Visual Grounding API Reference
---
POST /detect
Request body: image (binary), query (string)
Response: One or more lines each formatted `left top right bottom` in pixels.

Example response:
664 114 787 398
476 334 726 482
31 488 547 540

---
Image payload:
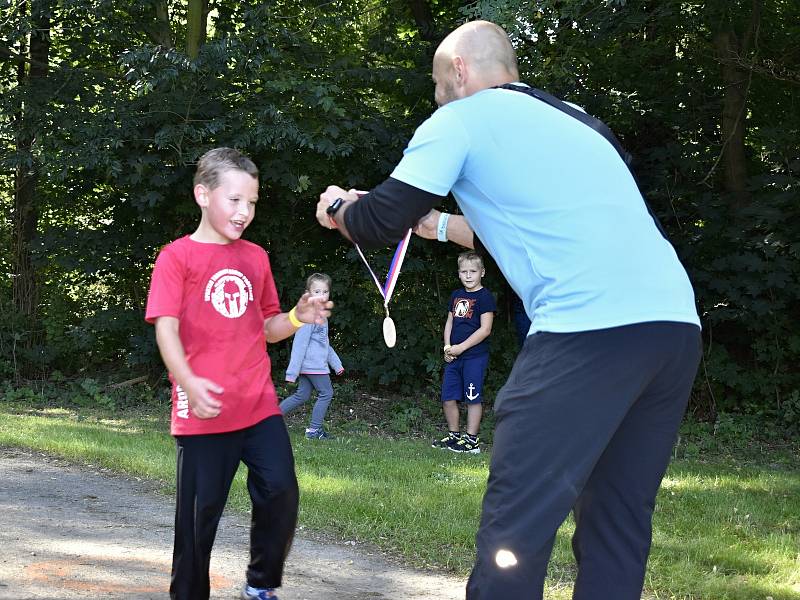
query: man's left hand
414 209 442 241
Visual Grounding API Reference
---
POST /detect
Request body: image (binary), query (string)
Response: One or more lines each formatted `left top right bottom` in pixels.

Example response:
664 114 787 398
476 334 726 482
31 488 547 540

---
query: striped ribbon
354 228 412 313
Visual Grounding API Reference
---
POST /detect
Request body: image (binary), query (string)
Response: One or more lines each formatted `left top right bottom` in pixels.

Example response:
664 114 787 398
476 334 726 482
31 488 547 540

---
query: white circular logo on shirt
454 299 473 318
204 269 254 319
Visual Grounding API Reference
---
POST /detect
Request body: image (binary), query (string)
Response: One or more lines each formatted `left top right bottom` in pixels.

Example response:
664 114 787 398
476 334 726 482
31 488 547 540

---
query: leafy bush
4 0 799 430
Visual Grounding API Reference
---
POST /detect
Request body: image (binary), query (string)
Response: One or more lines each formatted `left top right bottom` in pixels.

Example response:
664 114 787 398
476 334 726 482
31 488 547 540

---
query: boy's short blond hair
306 272 332 291
194 147 258 190
458 251 484 270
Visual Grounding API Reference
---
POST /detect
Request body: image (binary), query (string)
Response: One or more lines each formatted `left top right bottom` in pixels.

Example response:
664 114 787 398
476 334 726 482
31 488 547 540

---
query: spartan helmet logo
204 269 254 319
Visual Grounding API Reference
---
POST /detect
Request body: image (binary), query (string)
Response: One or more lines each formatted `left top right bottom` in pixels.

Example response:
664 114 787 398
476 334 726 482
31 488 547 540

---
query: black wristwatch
326 197 345 217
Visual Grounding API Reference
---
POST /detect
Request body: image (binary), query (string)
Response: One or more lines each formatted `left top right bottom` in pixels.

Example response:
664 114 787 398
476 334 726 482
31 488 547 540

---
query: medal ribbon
354 228 412 312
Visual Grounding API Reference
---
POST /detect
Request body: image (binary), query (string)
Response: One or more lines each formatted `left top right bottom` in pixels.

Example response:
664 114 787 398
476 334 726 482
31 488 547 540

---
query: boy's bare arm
447 312 494 357
443 312 456 362
154 316 223 419
264 293 333 344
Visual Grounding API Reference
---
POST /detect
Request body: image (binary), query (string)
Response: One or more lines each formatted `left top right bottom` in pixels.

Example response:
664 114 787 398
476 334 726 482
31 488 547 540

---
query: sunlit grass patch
1 406 798 599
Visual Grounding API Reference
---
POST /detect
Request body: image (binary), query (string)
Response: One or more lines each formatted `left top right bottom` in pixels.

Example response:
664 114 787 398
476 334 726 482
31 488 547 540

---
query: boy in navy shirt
432 251 496 453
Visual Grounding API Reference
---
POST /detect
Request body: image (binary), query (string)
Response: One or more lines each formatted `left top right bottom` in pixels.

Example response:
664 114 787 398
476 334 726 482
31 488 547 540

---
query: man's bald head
436 21 518 79
432 21 519 106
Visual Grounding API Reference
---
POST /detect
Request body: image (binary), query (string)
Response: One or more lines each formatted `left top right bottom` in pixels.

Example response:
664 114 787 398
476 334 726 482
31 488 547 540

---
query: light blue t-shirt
391 87 700 334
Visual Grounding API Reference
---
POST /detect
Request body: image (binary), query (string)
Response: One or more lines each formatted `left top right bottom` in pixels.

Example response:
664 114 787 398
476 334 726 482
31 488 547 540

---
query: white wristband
437 212 450 242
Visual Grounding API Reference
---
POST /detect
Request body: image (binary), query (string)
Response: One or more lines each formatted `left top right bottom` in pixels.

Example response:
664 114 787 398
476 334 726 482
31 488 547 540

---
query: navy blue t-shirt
448 287 497 358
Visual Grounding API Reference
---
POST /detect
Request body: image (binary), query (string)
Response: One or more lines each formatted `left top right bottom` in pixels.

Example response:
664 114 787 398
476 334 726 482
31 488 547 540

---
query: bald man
316 20 701 600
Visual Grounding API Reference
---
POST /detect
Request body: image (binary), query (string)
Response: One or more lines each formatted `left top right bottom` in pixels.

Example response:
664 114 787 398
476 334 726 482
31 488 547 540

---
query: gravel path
0 447 465 600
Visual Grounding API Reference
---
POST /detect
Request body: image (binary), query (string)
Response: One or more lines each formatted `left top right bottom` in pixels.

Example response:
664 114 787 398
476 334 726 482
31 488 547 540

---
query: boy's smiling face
194 168 259 244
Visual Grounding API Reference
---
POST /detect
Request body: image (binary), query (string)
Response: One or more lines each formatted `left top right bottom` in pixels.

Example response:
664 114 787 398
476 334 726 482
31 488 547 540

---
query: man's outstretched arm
316 178 444 248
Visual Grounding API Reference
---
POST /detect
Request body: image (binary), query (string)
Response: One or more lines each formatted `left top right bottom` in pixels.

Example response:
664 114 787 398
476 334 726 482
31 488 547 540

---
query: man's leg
171 431 242 600
241 415 299 590
571 323 701 600
466 323 701 600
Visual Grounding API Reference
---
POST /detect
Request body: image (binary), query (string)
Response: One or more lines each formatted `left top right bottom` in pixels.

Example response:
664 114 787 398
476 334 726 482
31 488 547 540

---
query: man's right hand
316 186 359 230
183 376 224 419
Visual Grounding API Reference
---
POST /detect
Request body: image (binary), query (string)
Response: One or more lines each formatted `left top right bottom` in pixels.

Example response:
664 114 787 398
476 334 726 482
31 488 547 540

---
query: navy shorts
441 353 489 404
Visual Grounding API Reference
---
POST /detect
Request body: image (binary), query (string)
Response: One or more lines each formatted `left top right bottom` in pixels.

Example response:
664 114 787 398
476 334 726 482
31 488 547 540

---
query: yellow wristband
288 307 303 328
444 344 451 352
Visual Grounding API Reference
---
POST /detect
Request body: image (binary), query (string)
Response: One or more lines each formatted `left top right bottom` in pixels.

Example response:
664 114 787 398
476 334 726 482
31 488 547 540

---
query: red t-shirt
145 236 282 435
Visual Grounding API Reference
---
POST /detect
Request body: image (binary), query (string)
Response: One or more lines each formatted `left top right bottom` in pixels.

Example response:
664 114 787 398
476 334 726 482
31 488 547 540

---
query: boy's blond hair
458 251 484 270
306 272 332 291
194 147 258 190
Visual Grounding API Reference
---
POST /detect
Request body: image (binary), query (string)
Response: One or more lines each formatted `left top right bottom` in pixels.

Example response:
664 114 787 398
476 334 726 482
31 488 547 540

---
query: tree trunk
713 29 750 206
405 0 438 42
151 0 173 48
712 0 761 207
186 0 208 59
12 0 51 329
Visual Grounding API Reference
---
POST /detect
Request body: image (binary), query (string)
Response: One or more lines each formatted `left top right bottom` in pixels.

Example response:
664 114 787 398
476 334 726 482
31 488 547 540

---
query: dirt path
0 447 465 600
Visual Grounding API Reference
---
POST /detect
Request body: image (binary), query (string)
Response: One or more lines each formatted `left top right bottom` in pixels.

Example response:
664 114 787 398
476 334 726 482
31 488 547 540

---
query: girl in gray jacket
279 273 344 439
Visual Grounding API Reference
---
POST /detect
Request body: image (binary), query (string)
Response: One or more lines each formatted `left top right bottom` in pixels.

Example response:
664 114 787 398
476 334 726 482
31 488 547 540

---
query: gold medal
354 229 412 350
383 308 397 348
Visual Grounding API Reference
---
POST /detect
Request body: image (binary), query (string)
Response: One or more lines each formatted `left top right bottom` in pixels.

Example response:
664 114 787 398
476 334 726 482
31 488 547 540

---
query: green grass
1 403 798 600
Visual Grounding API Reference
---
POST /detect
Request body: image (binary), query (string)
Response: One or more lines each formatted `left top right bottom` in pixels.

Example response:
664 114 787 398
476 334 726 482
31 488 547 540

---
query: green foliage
0 373 164 415
677 412 798 464
388 402 426 434
2 0 800 427
686 178 800 426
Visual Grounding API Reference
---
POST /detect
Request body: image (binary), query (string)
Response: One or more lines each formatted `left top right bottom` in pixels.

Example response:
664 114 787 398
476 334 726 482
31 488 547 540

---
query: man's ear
453 56 466 84
194 184 209 207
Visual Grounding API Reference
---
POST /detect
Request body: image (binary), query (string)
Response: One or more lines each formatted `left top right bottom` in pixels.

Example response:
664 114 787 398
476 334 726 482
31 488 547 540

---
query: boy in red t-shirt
145 147 331 600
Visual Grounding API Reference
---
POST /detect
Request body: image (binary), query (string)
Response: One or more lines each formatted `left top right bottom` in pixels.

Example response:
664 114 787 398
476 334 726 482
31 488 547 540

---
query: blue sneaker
241 584 279 599
305 427 332 440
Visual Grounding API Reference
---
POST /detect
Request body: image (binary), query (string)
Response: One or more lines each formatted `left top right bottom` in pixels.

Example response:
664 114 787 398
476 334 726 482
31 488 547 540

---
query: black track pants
466 321 702 600
170 415 299 600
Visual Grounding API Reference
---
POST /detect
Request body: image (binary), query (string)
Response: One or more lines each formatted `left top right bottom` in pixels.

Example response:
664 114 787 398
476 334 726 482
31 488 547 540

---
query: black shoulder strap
494 83 668 240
